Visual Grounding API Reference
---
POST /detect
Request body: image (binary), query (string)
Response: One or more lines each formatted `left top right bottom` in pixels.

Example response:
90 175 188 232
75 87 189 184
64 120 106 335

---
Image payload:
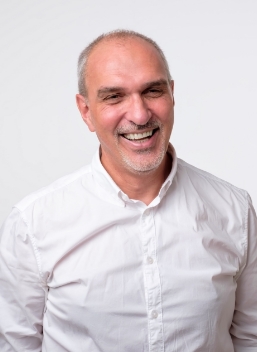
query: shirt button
144 209 150 216
151 310 158 319
147 256 154 264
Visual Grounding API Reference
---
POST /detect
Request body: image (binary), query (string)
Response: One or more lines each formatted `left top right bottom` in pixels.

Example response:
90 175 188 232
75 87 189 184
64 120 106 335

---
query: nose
126 94 152 126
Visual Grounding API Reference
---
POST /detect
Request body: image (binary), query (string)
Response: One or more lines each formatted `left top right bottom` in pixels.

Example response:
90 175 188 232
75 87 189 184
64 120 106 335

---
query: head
76 30 175 179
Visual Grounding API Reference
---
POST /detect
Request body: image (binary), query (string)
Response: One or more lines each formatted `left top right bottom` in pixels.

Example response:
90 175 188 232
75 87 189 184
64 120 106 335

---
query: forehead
85 38 168 92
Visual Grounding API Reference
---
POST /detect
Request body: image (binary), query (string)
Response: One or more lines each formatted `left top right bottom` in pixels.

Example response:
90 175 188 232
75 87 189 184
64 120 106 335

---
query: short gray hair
77 29 172 97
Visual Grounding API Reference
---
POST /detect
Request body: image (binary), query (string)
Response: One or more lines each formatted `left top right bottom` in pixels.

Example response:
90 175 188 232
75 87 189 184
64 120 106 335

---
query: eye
106 94 119 100
144 88 164 98
103 93 123 104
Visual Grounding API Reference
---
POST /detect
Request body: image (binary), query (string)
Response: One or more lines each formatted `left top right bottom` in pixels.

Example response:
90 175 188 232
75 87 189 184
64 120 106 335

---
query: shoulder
177 158 247 196
176 158 249 210
14 164 93 214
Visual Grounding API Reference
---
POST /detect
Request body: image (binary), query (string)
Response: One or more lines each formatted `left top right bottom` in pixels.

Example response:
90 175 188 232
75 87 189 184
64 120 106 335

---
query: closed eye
143 88 164 98
103 93 123 103
98 86 125 104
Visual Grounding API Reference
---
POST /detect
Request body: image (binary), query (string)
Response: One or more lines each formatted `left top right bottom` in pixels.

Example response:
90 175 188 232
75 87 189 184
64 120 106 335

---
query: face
76 37 174 177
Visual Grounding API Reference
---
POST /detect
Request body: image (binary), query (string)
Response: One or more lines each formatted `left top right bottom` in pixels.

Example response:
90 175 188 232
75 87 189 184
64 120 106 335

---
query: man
0 30 256 352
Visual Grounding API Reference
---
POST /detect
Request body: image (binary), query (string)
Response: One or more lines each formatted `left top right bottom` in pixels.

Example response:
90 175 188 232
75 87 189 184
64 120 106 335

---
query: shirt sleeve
0 207 47 352
230 195 257 351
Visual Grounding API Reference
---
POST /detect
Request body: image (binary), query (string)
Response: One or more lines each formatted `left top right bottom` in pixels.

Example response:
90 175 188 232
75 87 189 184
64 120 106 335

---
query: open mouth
122 128 159 141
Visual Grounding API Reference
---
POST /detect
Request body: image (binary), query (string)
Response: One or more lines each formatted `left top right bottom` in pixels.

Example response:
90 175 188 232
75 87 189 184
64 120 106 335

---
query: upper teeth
124 130 153 140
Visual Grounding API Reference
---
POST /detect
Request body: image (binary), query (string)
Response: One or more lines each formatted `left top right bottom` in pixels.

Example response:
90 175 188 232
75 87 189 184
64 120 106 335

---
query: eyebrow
142 79 169 89
97 79 169 98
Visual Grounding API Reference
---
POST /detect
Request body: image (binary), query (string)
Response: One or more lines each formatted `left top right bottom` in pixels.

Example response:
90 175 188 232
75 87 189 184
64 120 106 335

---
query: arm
230 196 257 351
0 208 47 352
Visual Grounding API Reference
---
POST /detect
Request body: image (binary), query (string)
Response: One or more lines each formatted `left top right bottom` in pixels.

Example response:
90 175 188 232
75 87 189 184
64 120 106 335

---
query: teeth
124 130 153 140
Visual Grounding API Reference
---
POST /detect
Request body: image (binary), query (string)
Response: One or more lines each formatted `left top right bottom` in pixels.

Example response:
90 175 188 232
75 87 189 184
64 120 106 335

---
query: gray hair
77 29 172 97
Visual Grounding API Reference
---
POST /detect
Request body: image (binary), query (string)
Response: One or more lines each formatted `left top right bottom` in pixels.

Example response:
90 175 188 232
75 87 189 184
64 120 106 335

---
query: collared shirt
0 145 257 352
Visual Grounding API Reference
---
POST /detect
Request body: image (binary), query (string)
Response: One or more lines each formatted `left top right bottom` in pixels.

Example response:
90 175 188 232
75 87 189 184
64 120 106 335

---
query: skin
76 37 175 205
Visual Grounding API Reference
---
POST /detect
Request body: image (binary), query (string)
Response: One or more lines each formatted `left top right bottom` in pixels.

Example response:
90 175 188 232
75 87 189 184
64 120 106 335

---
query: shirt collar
90 143 178 207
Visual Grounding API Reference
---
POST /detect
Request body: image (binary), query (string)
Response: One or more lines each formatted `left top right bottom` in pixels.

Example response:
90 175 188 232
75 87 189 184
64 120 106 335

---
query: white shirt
0 145 257 352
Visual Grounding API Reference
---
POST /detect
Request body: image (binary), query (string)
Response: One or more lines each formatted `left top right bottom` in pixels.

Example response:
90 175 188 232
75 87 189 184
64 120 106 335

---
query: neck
102 154 172 205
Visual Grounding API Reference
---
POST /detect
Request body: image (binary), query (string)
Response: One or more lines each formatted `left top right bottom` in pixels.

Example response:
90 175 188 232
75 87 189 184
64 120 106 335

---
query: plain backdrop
1 0 257 225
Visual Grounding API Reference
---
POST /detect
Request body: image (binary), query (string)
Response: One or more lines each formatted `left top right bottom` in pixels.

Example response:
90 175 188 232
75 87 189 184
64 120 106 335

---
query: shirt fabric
0 144 257 352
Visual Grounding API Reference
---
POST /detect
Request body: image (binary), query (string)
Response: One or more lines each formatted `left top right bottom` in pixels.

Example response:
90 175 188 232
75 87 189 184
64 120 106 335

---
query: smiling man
0 30 257 352
76 34 174 205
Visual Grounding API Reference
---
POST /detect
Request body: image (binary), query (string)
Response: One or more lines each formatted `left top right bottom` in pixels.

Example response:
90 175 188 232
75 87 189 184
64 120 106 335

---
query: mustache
116 121 160 135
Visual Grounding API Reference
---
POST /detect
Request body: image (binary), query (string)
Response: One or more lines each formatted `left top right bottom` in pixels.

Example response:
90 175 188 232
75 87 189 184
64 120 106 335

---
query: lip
119 128 159 150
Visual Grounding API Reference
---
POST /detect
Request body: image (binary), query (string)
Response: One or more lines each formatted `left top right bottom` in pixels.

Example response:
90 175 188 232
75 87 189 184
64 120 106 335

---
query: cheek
94 106 123 132
151 97 174 117
155 105 174 125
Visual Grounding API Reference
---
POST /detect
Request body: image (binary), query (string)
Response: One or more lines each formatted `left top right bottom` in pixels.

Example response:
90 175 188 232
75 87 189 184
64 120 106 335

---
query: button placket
141 208 164 352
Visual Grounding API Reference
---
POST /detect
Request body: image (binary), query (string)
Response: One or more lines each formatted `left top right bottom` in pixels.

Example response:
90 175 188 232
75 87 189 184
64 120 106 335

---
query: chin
122 152 166 175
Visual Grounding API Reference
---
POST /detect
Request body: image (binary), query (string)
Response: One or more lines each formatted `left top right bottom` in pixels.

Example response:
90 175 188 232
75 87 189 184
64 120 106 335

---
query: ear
76 94 96 132
170 80 175 106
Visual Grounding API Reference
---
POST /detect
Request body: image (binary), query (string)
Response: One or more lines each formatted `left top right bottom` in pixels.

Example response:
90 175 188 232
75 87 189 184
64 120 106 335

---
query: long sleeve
0 207 47 352
230 196 257 351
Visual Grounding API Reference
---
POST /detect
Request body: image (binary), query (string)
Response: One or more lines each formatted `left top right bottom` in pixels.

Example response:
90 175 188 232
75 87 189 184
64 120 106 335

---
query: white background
1 0 257 225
